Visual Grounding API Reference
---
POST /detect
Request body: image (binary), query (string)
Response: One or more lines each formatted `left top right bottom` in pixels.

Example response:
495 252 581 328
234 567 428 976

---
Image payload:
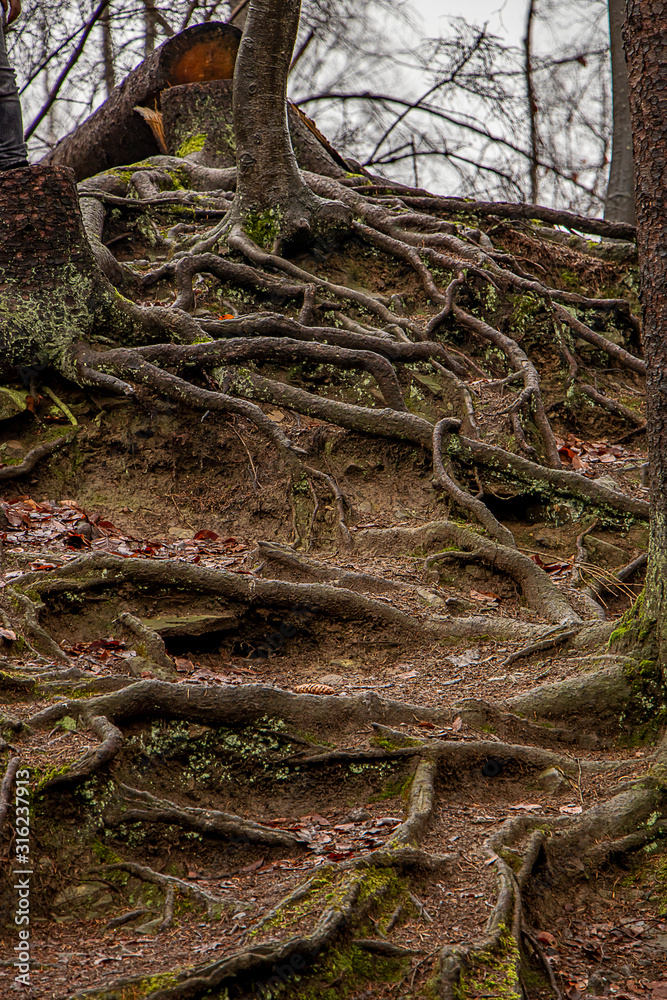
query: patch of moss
176 134 206 157
244 207 283 250
453 927 521 999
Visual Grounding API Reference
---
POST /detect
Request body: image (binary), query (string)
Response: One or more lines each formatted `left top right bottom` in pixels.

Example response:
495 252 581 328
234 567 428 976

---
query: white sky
409 0 527 44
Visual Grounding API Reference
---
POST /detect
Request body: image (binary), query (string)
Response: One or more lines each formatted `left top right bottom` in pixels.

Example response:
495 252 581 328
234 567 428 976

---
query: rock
125 655 177 682
536 766 570 794
167 527 192 539
140 612 238 637
345 808 371 822
53 881 109 912
134 917 164 935
416 587 445 607
318 673 343 686
0 386 28 421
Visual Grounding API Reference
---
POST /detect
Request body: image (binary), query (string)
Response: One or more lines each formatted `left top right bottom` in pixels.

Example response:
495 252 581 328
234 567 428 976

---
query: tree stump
0 166 122 376
162 80 236 167
41 23 242 181
161 79 347 177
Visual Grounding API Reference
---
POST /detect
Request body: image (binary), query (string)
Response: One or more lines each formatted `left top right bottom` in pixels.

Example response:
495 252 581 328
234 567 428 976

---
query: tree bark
523 0 539 204
40 22 241 181
605 0 636 224
623 0 667 662
0 166 125 377
228 0 351 250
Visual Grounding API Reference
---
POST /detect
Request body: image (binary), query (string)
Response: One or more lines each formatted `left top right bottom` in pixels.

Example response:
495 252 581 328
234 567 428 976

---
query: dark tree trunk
623 0 667 661
606 0 636 224
228 0 350 250
41 23 241 181
0 167 124 376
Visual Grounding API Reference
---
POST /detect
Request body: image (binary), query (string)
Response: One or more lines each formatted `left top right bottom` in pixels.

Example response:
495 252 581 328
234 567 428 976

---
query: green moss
176 134 206 157
454 927 522 999
78 970 182 999
369 773 413 802
244 206 283 250
35 763 71 792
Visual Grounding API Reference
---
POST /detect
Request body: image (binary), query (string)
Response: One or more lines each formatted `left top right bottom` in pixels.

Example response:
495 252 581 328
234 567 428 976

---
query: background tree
624 0 667 662
605 0 636 223
10 0 615 213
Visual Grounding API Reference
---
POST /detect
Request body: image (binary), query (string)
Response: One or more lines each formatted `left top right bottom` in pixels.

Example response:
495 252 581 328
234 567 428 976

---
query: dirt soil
1 165 665 1000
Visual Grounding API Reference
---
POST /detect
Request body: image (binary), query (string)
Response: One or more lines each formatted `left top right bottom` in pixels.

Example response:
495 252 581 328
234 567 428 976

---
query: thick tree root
108 782 309 849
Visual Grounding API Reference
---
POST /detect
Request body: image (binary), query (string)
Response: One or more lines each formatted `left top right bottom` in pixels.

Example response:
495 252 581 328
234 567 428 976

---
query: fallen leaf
451 716 462 732
536 930 557 946
559 804 583 815
194 529 219 541
239 859 265 873
469 588 499 602
0 628 17 641
510 803 543 812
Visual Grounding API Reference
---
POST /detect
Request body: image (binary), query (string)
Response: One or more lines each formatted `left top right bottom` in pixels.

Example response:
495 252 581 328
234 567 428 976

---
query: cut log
41 23 242 181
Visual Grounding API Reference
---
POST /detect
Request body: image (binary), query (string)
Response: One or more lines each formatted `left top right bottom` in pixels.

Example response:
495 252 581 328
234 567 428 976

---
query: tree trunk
623 0 667 663
100 9 115 98
228 0 351 250
605 0 636 224
41 23 241 181
0 166 124 377
523 0 539 204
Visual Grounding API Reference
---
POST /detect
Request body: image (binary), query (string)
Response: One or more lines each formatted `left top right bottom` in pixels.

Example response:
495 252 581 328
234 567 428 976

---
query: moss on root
452 927 522 1000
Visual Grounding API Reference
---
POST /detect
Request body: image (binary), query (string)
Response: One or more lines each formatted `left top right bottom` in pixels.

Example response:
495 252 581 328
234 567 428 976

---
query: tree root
15 550 553 642
138 334 408 410
0 432 77 483
257 540 410 593
39 715 123 789
93 859 235 917
108 783 306 849
226 368 649 520
432 419 516 547
0 755 20 835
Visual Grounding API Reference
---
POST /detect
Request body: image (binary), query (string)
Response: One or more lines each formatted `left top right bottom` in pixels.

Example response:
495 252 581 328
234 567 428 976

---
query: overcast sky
409 0 527 44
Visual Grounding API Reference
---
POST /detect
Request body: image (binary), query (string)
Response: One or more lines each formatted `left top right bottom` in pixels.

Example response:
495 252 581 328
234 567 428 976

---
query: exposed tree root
108 783 306 849
0 432 77 483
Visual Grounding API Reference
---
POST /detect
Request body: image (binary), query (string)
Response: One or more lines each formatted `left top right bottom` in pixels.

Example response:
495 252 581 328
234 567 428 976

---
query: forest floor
1 164 667 1000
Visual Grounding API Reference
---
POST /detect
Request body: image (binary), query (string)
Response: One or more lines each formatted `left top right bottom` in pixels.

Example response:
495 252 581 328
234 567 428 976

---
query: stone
134 917 164 935
53 882 108 910
416 587 445 607
140 612 238 637
318 673 343 686
125 655 177 682
536 766 570 794
0 387 28 421
329 658 361 670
